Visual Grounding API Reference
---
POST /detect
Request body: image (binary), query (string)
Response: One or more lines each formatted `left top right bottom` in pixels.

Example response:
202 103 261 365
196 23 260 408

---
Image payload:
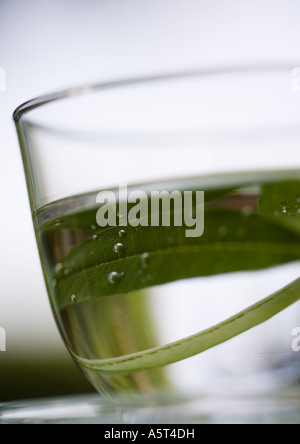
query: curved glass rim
13 62 297 124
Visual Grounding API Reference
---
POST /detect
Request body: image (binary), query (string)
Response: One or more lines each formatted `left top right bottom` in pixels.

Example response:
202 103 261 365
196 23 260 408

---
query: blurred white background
0 0 300 400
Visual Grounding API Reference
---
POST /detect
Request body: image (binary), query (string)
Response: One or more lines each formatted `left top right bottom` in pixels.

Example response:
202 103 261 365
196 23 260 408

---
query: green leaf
69 278 300 374
258 180 300 217
44 177 300 374
258 180 300 234
53 208 300 310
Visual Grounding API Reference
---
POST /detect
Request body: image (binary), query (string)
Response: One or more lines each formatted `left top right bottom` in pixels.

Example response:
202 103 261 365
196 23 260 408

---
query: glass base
1 386 299 424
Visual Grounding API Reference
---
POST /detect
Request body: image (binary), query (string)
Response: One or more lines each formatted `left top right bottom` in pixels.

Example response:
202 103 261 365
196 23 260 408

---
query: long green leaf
53 209 300 310
43 177 300 375
69 278 300 374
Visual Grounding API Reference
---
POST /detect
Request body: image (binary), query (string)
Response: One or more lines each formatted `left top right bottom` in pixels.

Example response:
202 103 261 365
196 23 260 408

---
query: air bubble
54 263 63 275
90 224 97 230
92 235 98 240
51 279 57 288
71 295 76 303
108 271 125 284
281 202 288 215
113 243 125 256
118 230 127 238
141 252 150 269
